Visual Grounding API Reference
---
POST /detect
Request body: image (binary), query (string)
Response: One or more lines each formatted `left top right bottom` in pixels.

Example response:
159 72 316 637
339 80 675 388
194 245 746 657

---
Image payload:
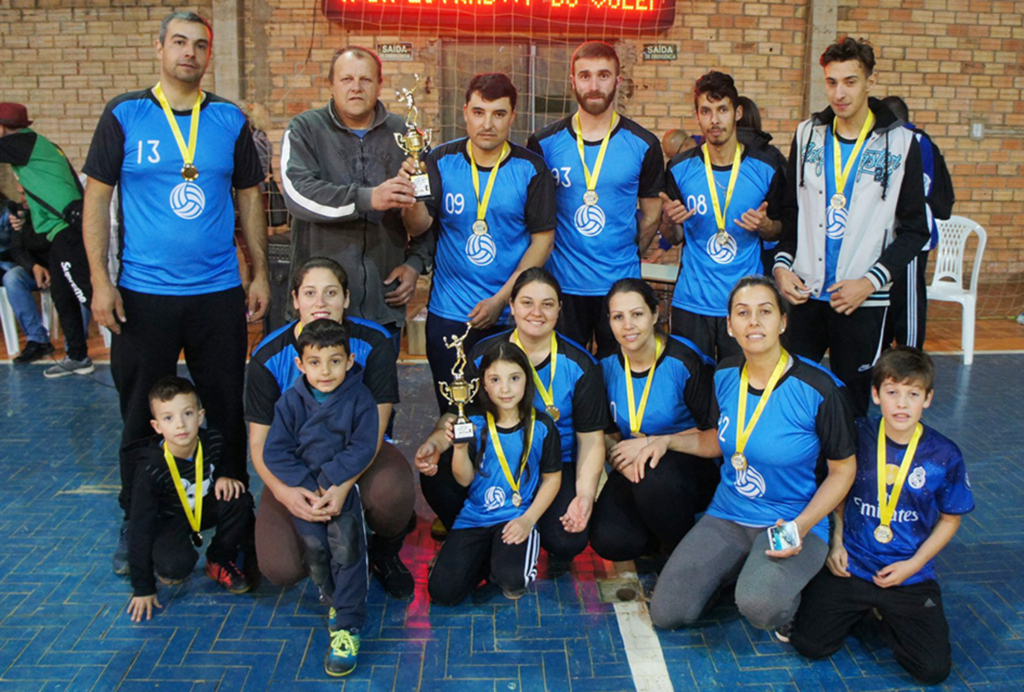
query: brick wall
1 0 1020 280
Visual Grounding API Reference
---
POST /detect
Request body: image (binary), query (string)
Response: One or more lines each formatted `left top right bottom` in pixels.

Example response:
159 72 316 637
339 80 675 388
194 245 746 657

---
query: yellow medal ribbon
875 419 923 541
831 111 876 203
163 440 204 537
512 329 558 417
736 349 789 458
487 409 536 500
623 336 663 437
702 142 744 236
574 111 618 203
154 82 202 180
467 140 510 233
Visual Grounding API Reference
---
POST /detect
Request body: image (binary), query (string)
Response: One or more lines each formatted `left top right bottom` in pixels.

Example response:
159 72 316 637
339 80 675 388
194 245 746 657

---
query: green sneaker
324 628 360 677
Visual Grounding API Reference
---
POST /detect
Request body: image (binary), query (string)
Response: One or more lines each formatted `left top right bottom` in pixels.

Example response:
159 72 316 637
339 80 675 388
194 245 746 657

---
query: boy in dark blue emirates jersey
789 347 973 685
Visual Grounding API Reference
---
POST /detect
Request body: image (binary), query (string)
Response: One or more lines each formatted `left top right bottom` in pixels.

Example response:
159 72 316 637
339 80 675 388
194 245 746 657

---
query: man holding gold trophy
402 72 556 414
281 46 435 344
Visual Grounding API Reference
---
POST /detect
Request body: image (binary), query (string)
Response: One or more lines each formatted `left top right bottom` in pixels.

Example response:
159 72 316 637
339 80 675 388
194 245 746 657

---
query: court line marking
612 570 674 692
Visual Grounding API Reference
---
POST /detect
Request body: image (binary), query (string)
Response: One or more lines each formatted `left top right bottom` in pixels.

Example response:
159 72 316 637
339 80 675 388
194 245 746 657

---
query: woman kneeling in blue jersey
589 279 721 561
641 276 857 633
423 341 562 604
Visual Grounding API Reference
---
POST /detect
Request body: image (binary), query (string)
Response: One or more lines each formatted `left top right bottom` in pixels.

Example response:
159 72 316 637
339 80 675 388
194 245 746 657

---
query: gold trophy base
452 416 475 445
411 172 432 200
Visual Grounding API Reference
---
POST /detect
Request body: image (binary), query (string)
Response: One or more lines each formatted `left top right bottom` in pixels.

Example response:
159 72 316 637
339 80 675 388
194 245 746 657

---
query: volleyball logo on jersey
573 203 606 237
465 232 496 267
170 181 205 220
705 232 738 265
484 486 506 511
734 465 766 499
826 204 848 240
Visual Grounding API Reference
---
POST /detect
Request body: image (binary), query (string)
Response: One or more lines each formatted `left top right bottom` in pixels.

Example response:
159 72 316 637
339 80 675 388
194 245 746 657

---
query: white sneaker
43 356 95 378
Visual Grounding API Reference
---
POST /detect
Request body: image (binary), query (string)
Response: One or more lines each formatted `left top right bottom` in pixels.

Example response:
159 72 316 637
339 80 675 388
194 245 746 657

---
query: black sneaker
370 551 414 599
113 520 130 575
13 340 54 364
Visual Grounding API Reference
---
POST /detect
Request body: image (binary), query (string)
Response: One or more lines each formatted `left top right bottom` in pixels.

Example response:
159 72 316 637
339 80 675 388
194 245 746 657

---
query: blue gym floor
0 354 1020 692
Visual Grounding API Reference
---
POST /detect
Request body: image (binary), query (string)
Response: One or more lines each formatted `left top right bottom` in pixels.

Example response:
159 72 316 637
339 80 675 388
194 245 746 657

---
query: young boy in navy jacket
263 319 379 677
788 347 974 684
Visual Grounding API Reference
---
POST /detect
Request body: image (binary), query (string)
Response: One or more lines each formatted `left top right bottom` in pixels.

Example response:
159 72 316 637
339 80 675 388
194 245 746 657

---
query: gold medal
163 440 204 541
731 452 747 471
703 141 744 248
191 532 203 547
154 82 203 186
467 140 508 242
546 405 560 421
831 111 875 213
623 336 663 438
874 419 922 550
512 330 561 427
734 350 788 470
488 410 534 511
574 112 616 212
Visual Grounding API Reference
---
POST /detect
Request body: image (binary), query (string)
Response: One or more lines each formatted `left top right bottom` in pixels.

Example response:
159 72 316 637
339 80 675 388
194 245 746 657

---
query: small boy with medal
787 347 974 685
126 377 255 623
262 319 378 677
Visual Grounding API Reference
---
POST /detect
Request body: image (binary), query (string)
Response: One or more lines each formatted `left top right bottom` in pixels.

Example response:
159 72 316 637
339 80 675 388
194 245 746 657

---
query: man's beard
574 86 616 116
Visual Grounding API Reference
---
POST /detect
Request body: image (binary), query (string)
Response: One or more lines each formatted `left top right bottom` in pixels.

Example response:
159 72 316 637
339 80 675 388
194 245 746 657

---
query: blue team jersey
666 144 785 316
83 90 263 295
424 139 555 322
707 355 857 543
844 417 974 585
817 131 868 301
245 317 398 425
466 331 610 464
454 412 561 529
600 336 716 440
528 116 664 296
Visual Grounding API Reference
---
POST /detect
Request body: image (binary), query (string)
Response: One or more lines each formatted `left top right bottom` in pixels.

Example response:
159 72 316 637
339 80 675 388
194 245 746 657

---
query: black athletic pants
885 250 929 349
424 312 506 415
150 491 254 582
671 307 742 362
48 227 91 361
557 293 617 358
428 523 540 606
589 450 720 561
785 300 887 418
790 568 951 686
112 286 248 515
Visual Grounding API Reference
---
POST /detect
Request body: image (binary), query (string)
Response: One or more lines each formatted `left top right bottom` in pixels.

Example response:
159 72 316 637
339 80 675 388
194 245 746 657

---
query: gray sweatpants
650 514 828 631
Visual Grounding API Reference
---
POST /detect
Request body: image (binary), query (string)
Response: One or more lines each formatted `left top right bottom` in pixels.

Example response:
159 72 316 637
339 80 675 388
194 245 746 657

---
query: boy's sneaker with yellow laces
205 560 250 594
325 627 360 677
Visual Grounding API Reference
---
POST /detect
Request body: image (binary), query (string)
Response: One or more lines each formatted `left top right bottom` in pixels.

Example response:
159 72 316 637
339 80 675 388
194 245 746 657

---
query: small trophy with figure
394 75 433 200
438 323 479 445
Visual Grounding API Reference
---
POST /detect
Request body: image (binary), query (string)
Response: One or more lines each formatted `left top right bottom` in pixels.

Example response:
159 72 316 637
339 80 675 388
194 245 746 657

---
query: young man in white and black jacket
773 37 928 417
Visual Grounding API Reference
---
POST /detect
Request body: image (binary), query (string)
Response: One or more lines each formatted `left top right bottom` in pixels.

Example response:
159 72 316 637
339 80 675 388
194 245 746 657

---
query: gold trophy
394 75 433 200
438 323 479 444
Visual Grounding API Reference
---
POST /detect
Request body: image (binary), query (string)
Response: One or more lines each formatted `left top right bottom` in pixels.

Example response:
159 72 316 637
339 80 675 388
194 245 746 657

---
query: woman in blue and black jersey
416 267 610 560
641 276 857 634
245 257 416 599
588 278 720 562
423 340 562 605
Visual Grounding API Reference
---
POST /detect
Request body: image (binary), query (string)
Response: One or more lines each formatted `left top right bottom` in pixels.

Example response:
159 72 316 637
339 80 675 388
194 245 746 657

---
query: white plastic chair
928 216 987 365
0 287 56 358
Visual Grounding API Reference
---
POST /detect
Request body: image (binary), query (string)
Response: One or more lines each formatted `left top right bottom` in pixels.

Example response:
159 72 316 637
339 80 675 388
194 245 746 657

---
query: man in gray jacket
281 46 433 341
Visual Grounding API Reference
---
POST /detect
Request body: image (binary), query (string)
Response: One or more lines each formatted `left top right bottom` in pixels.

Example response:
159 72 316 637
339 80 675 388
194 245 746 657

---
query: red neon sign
324 0 676 33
